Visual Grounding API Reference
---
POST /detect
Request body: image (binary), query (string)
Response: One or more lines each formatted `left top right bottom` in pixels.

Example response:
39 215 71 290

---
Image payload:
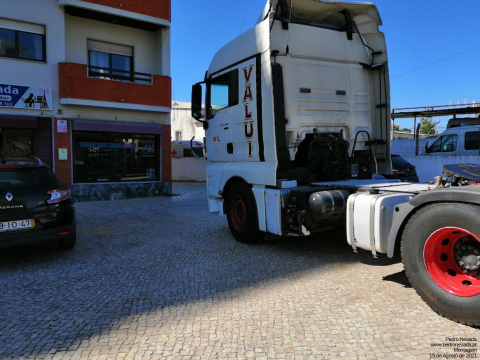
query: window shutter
88 40 133 57
0 18 45 34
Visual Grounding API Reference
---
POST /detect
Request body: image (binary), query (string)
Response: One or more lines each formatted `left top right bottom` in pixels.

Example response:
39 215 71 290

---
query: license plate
0 219 35 232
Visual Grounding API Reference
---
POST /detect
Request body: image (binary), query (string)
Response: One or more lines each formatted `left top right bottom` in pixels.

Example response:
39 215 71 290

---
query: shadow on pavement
0 184 442 358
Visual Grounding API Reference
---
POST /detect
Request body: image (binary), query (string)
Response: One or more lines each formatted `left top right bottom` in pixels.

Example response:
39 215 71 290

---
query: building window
0 18 45 62
175 131 182 141
87 40 150 84
73 131 157 183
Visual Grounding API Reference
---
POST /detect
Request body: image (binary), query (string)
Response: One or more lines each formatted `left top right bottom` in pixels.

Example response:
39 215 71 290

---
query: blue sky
171 0 480 132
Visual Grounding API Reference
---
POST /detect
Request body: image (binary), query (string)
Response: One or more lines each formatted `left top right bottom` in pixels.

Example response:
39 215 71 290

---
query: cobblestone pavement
0 182 479 360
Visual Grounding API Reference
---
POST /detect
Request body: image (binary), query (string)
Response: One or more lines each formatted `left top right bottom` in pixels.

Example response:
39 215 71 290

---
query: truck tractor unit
191 0 480 326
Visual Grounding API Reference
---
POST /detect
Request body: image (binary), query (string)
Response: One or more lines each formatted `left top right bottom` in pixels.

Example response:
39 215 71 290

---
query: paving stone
0 182 478 359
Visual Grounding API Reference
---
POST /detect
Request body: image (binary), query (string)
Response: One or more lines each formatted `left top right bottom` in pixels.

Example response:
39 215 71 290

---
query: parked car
387 155 419 182
0 158 76 250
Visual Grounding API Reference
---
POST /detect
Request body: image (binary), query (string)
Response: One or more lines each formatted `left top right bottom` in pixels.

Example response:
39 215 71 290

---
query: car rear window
0 167 60 191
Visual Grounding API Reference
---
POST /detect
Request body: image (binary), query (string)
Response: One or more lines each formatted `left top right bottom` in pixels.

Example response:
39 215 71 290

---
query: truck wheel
225 182 263 244
401 203 480 326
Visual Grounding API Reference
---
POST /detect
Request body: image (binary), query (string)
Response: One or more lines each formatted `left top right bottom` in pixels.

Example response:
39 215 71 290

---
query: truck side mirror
425 141 430 153
191 84 203 120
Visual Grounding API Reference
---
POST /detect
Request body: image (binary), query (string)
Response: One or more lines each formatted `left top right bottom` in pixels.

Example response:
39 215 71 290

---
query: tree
392 124 400 131
419 117 440 135
400 128 412 133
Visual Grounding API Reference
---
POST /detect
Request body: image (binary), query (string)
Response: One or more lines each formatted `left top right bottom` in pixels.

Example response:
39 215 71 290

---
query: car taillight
392 169 399 175
47 189 71 204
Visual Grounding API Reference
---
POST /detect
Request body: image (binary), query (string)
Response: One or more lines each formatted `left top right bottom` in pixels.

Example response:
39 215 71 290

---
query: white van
423 125 480 156
171 140 204 158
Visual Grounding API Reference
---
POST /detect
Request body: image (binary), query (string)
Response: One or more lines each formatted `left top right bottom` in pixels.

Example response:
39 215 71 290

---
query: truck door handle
227 143 233 154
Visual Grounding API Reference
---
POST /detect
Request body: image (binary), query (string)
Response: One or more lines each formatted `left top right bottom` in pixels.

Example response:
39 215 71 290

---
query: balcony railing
88 65 152 84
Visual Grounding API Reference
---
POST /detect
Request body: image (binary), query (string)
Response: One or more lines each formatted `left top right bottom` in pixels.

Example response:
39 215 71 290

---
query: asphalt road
0 182 478 359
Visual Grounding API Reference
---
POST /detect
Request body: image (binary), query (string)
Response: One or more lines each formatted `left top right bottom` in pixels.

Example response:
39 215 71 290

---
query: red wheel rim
230 195 247 230
424 227 480 297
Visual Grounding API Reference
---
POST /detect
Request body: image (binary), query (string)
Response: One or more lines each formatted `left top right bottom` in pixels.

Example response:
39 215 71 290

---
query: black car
389 154 419 182
0 158 76 250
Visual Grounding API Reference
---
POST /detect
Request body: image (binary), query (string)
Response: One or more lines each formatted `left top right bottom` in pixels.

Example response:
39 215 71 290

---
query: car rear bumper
0 224 76 249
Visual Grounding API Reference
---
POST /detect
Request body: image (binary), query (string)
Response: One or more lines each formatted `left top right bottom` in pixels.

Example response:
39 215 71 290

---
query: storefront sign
57 120 68 133
0 84 52 110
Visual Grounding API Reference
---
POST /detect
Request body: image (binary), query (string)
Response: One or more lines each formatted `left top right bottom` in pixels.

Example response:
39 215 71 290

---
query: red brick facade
59 63 171 108
80 0 170 22
53 118 72 185
161 124 172 182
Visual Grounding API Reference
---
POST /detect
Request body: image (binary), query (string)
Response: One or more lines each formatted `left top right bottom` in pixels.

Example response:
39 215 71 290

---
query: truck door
204 69 238 162
230 57 262 161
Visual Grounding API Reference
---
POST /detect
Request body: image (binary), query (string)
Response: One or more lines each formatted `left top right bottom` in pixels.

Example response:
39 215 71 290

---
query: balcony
58 0 170 31
59 62 171 112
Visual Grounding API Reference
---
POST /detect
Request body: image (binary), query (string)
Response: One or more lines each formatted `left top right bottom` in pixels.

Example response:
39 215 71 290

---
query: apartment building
0 0 171 201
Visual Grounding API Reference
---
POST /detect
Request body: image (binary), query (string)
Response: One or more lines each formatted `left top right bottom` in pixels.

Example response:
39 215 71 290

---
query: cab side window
429 134 458 153
207 69 239 119
465 131 480 150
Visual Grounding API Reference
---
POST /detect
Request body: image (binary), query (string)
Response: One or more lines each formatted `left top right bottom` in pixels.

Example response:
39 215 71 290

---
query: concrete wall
391 138 435 157
402 155 479 183
172 157 207 182
171 102 204 141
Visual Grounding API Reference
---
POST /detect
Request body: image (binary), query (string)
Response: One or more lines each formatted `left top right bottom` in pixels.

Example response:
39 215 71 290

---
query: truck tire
225 182 263 244
401 203 480 326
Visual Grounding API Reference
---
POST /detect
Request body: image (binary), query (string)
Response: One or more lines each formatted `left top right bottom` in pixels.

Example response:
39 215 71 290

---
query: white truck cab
192 0 391 215
191 0 480 326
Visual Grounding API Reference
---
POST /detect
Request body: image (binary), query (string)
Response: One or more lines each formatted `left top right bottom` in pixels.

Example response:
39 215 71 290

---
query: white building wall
1 0 65 117
158 27 170 76
171 101 204 141
391 138 433 157
65 15 157 74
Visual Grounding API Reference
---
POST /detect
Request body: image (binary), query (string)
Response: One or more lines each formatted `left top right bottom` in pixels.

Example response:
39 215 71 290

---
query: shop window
175 131 182 141
0 18 46 62
73 132 157 183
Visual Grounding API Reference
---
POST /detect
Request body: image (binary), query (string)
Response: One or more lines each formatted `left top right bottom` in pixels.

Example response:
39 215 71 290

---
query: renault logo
5 193 13 202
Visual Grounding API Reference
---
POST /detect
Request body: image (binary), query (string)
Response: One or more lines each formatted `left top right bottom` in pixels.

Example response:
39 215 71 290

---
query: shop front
69 119 171 201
